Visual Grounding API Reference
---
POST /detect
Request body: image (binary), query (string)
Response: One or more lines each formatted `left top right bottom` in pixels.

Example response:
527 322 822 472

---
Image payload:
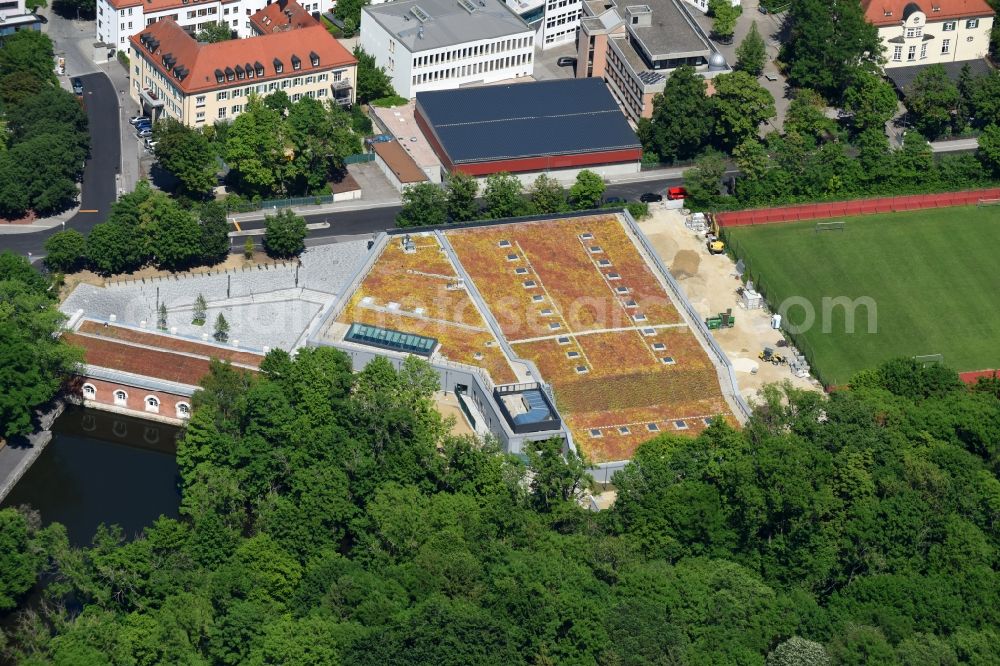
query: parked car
639 192 663 203
129 115 148 126
667 186 687 200
137 128 153 138
557 56 576 67
71 78 84 95
145 139 159 151
135 120 153 131
604 196 626 205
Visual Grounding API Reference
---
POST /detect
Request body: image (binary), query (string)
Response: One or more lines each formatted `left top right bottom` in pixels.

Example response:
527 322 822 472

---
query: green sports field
725 206 1000 385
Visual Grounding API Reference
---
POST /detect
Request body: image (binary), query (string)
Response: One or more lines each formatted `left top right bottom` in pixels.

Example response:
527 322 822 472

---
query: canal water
1 407 182 547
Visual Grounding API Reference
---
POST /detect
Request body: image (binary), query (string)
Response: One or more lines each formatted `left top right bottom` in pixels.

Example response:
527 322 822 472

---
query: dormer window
884 9 892 15
309 51 319 66
273 57 283 73
245 63 254 78
235 65 245 79
255 61 264 76
225 67 235 81
215 68 224 83
291 54 301 70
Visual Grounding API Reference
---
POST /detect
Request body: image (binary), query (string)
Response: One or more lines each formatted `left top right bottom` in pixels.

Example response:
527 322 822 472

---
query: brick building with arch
65 318 262 425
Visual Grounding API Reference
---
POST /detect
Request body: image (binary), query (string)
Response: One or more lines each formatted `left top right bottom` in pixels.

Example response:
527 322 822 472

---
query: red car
667 186 687 200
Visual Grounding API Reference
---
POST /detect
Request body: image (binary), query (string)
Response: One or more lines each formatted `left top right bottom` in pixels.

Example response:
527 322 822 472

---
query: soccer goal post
815 221 846 232
977 198 1000 207
913 353 944 366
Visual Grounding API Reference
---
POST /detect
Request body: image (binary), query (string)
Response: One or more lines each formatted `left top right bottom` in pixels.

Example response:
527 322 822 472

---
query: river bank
0 402 66 504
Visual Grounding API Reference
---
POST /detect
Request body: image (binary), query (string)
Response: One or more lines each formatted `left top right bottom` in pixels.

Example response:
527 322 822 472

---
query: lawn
725 206 1000 385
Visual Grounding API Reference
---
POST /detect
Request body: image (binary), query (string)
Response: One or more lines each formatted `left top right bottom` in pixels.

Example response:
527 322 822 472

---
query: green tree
158 303 168 330
842 69 899 133
0 509 44 610
483 172 526 219
526 438 590 511
85 222 146 275
43 229 87 273
445 171 479 222
684 152 727 206
193 293 208 325
396 182 448 227
782 0 881 99
905 64 960 140
353 46 396 104
334 0 369 34
733 137 771 181
145 196 204 271
285 97 361 193
0 30 58 86
263 209 307 258
0 253 82 438
735 21 767 76
767 637 831 666
709 0 740 43
224 97 286 197
568 169 606 210
529 174 566 214
711 71 776 151
214 313 230 343
966 70 1000 127
977 123 1000 175
784 89 837 143
153 119 218 196
645 66 713 162
244 236 254 259
195 21 233 43
199 202 230 265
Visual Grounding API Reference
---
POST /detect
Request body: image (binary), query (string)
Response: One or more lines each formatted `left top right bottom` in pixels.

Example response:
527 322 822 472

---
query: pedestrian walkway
0 403 65 503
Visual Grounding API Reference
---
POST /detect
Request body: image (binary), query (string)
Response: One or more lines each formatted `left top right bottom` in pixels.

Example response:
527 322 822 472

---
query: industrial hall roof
362 0 532 53
415 78 641 164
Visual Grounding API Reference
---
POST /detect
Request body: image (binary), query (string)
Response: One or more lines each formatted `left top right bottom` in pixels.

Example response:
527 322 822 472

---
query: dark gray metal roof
416 79 641 164
886 59 992 91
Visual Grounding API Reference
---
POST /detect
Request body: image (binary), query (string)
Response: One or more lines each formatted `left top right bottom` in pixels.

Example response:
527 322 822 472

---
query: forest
1 350 999 664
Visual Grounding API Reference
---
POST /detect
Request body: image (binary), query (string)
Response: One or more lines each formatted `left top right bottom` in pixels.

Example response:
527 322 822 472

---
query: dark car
71 78 84 95
557 56 577 67
639 192 663 203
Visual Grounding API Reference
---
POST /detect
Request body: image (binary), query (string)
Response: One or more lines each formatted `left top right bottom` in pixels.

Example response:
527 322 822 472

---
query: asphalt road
0 72 120 257
238 176 687 243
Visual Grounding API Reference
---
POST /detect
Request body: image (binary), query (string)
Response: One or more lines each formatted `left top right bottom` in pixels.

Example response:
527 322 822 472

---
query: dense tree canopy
782 0 881 100
153 118 218 196
85 182 230 275
3 353 999 663
0 253 82 439
0 32 89 219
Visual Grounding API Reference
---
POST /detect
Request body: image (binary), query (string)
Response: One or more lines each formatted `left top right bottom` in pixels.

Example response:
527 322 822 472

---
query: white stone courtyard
61 242 370 351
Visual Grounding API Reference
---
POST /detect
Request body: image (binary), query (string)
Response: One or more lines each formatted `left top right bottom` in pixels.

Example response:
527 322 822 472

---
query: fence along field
724 206 1000 386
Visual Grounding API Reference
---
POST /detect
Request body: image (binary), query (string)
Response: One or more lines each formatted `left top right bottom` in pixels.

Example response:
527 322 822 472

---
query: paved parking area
532 41 579 81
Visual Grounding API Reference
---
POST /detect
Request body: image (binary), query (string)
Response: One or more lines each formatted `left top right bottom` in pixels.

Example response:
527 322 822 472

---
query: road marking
79 209 99 213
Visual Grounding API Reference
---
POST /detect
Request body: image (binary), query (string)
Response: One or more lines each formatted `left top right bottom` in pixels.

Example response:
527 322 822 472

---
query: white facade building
96 0 330 50
360 0 535 99
862 0 994 68
505 0 582 48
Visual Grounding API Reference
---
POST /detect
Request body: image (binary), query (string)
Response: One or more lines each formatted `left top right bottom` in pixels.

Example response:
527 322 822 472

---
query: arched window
176 402 191 419
114 390 128 406
144 395 160 413
82 383 97 400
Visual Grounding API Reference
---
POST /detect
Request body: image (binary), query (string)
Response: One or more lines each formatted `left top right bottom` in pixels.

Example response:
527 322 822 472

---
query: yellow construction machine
706 213 725 254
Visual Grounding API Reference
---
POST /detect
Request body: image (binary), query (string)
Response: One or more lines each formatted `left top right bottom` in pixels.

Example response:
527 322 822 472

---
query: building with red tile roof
66 320 262 424
128 12 356 126
96 0 329 51
249 0 317 34
861 0 994 67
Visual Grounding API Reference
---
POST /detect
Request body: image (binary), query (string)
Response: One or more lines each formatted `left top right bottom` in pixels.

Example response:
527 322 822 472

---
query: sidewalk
0 207 78 234
0 402 65 503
